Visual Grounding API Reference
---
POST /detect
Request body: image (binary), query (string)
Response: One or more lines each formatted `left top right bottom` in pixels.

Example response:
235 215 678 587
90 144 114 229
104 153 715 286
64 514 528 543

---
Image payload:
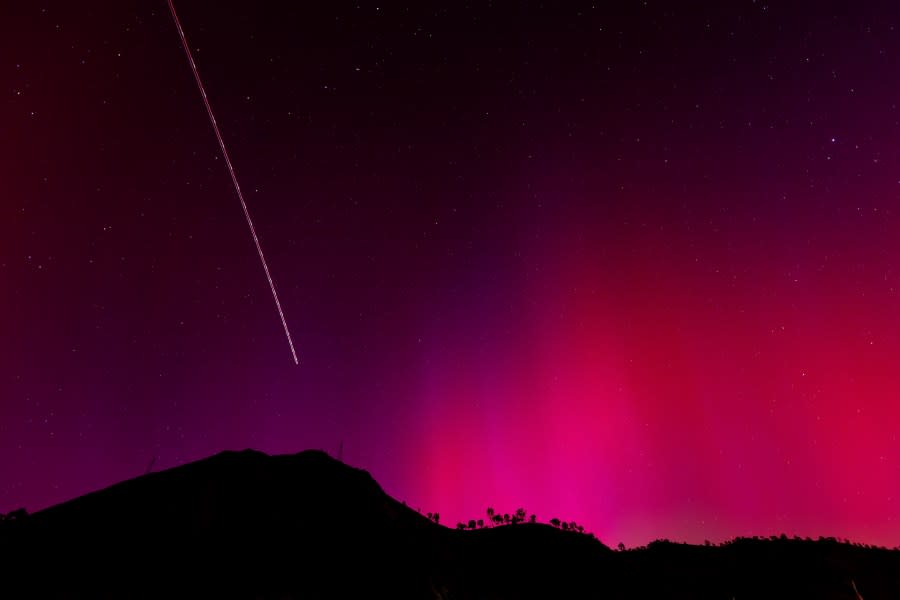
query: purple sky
3 1 900 547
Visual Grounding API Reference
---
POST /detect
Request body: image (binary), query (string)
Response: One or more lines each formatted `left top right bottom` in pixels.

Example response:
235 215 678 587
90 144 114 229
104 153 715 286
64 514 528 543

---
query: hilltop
0 449 896 598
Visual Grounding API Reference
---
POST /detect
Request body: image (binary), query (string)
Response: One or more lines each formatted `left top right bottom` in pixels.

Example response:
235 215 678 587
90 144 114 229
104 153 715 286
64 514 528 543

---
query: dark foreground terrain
1 449 897 598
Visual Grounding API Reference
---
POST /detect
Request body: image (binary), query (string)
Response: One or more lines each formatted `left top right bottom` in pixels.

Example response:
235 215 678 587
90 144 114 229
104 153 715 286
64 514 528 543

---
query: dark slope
1 450 898 599
612 537 900 600
2 450 448 597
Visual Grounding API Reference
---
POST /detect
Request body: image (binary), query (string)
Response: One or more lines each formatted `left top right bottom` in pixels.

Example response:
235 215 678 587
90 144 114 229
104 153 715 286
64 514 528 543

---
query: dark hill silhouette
0 449 896 598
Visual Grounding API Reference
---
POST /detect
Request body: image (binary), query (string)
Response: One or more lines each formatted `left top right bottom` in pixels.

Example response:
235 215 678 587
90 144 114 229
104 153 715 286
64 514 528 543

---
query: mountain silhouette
0 449 897 598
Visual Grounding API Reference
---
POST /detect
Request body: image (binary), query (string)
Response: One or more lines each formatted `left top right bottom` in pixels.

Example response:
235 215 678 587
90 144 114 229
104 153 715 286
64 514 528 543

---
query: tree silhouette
550 518 561 528
529 514 537 524
467 519 477 530
486 507 495 526
477 519 484 529
618 542 626 551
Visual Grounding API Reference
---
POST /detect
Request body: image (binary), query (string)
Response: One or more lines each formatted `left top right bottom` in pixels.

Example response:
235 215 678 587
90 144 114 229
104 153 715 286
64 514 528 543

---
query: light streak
166 0 299 365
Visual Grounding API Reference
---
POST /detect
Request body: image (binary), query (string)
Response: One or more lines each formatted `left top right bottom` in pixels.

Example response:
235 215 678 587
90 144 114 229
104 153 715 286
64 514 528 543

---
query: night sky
3 1 900 547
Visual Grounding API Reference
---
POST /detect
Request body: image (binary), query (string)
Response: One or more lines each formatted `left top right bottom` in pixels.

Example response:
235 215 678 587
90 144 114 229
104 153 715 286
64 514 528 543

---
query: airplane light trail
166 0 299 365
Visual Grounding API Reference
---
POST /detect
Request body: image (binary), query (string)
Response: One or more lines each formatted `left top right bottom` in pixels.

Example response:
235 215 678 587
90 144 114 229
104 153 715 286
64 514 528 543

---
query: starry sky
3 1 900 547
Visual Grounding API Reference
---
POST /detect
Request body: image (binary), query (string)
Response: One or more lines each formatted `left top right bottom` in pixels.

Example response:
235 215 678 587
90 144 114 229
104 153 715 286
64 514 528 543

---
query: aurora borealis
2 1 900 547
